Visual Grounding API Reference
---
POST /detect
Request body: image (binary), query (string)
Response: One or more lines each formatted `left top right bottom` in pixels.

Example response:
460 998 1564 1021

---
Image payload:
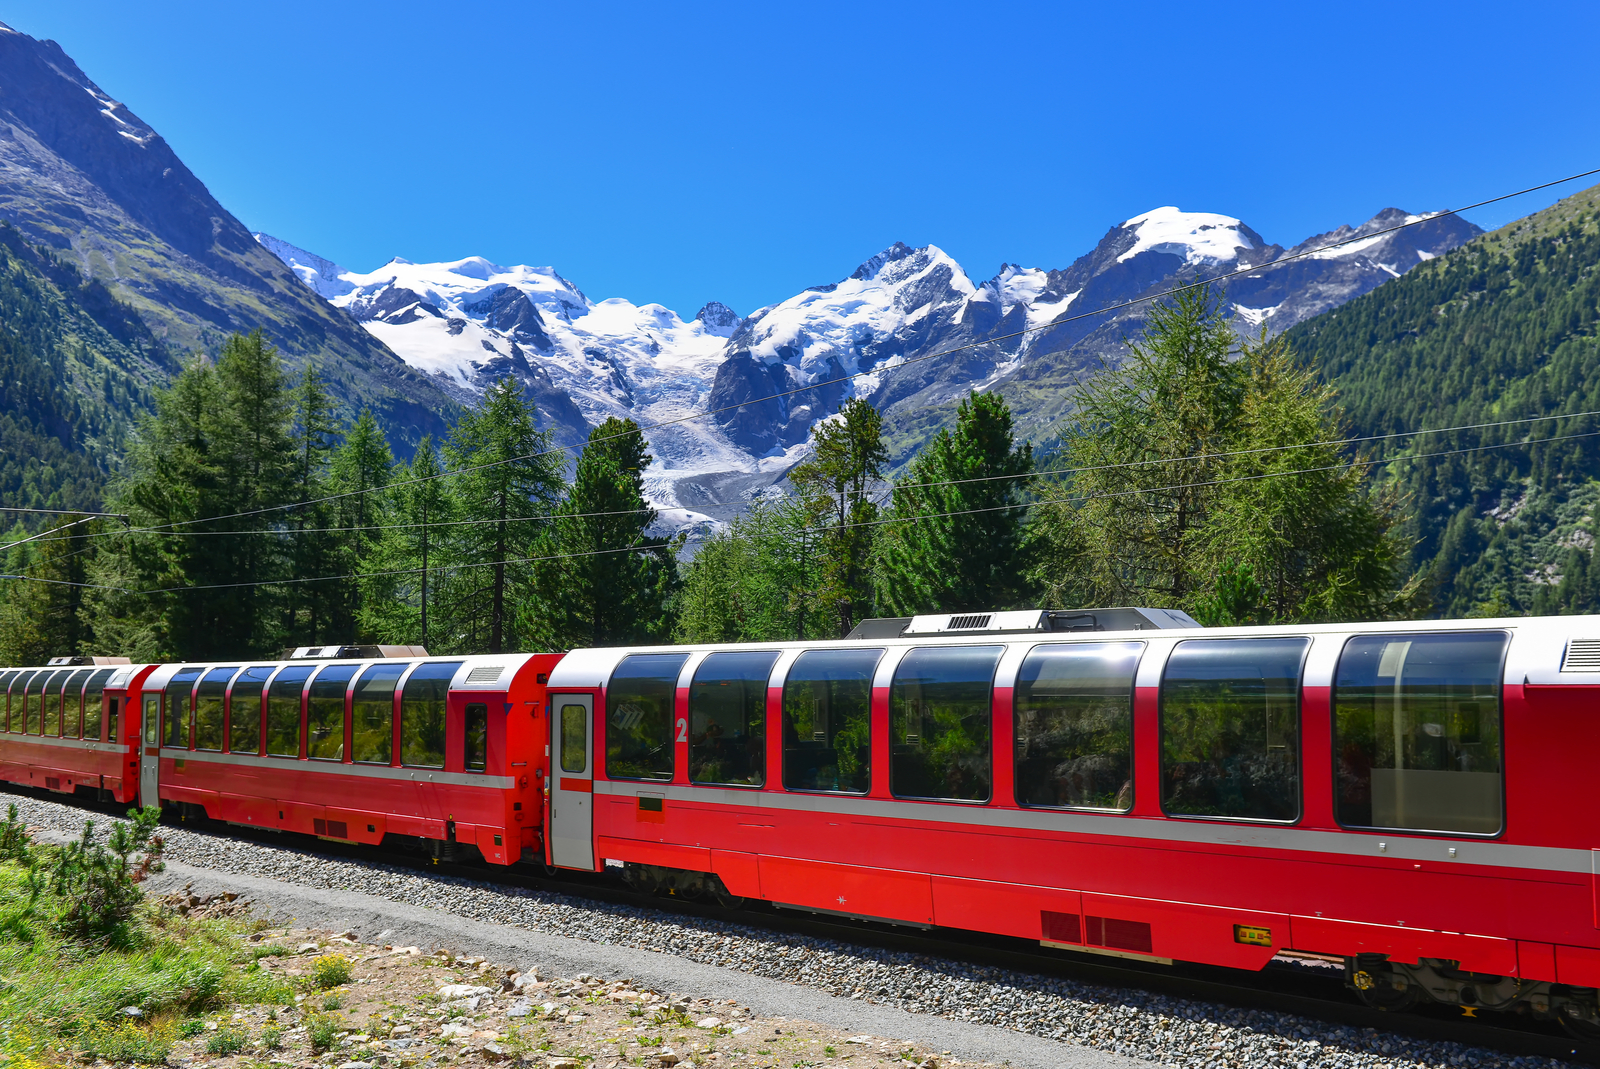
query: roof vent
903 611 1050 635
46 656 131 666
285 644 431 660
1563 639 1600 671
947 614 992 630
466 665 505 684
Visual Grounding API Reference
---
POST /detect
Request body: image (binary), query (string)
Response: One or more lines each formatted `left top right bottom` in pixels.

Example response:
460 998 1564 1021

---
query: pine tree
327 409 394 636
526 417 677 648
437 380 565 653
359 436 453 649
674 497 823 643
873 391 1034 615
790 398 887 636
282 365 340 643
0 517 96 664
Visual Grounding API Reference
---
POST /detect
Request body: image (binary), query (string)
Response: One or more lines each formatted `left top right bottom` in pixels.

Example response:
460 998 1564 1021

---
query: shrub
259 1026 283 1050
78 1021 174 1064
0 803 33 863
311 952 352 989
307 1014 341 1053
177 1019 205 1038
50 806 165 942
205 1027 247 1055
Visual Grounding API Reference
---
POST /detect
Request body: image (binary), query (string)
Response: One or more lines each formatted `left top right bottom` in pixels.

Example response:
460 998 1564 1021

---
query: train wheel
1560 1013 1600 1042
1351 969 1419 1012
713 889 747 910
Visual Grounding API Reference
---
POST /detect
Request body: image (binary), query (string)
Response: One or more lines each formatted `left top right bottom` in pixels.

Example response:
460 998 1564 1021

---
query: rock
391 1026 412 1036
437 985 493 999
337 1063 373 1069
654 1054 680 1067
297 942 321 954
545 1059 581 1069
695 1018 721 1029
119 1006 142 1018
506 1001 531 1018
481 1043 508 1062
846 1036 872 1044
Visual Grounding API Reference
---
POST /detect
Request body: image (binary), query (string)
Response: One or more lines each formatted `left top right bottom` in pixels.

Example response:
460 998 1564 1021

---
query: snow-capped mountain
258 204 1477 518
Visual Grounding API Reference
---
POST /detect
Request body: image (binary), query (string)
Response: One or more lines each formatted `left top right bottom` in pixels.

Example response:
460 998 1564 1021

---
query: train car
122 645 562 866
540 608 1600 1032
0 657 145 803
6 607 1600 1031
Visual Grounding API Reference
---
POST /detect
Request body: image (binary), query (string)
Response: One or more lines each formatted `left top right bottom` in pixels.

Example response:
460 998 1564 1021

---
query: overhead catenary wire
98 164 1600 540
13 422 1594 597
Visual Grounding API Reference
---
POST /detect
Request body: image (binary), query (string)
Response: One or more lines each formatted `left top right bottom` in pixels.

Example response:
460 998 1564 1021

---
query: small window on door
143 697 159 746
464 703 488 772
560 703 587 773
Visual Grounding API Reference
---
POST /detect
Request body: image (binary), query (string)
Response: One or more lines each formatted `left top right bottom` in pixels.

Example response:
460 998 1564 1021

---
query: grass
0 807 292 1065
306 1013 342 1053
205 1026 248 1056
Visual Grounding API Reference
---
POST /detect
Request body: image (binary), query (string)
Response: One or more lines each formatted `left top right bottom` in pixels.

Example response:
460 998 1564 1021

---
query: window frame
1157 635 1310 826
1330 629 1511 840
350 662 407 766
399 661 460 770
62 668 94 739
163 669 204 748
264 664 314 759
463 702 489 773
780 646 884 796
193 666 240 753
83 668 114 743
226 666 275 756
1013 640 1144 813
604 653 689 783
688 650 778 789
305 663 358 762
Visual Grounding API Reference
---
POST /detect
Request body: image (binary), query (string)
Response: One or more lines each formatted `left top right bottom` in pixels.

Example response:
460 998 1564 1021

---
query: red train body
3 611 1599 1027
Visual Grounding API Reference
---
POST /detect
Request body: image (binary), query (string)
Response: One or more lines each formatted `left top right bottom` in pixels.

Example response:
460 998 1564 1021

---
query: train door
548 693 593 869
139 693 160 807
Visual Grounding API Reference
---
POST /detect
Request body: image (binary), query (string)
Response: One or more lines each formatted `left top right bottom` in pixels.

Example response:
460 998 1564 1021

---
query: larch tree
358 436 454 650
790 398 887 637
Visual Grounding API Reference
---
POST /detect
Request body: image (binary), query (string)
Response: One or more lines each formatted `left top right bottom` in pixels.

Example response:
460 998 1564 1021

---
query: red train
3 609 1599 1031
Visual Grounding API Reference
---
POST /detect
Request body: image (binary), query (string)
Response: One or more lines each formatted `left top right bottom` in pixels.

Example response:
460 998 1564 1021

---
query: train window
1334 631 1507 835
83 669 114 742
782 648 880 794
107 698 120 743
193 668 237 752
0 670 17 731
24 670 48 734
1160 637 1308 822
606 654 688 782
63 668 93 739
401 662 460 768
165 668 203 747
1014 642 1143 811
307 665 356 761
266 665 313 757
890 646 1003 802
560 703 586 773
42 668 70 736
228 666 273 754
351 663 405 764
689 651 777 787
143 697 158 746
464 703 488 772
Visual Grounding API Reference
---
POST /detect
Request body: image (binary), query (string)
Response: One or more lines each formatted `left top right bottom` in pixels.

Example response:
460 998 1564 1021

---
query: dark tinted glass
890 646 1001 802
606 654 687 781
560 703 587 773
688 651 776 787
266 666 312 757
22 668 45 736
464 703 488 772
194 668 237 751
0 670 18 731
1161 638 1307 821
782 648 879 793
42 669 70 736
61 669 92 738
352 663 404 764
1015 642 1141 810
307 665 355 760
228 666 273 754
1334 632 1506 835
401 662 459 768
83 669 113 742
165 669 203 746
107 698 121 743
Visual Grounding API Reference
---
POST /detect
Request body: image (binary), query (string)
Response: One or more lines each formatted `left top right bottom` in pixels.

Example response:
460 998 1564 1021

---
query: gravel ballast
4 790 1580 1069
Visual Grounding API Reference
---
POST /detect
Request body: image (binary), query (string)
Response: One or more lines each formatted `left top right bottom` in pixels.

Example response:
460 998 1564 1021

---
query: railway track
10 783 1597 1067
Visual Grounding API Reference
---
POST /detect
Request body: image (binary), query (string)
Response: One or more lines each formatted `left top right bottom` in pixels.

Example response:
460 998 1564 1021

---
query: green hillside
1287 183 1600 617
0 222 168 515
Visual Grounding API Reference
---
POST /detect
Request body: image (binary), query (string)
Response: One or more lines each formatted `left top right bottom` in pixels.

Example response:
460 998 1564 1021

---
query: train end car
0 658 148 805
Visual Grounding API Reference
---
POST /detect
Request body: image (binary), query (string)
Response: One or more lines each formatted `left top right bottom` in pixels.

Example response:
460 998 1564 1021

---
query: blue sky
10 1 1598 317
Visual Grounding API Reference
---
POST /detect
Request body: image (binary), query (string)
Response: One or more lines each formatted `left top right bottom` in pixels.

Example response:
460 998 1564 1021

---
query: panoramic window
890 646 1003 802
606 654 687 781
688 651 777 787
265 665 313 758
464 703 488 772
1334 631 1507 835
351 663 405 764
164 669 203 747
20 670 44 734
107 698 121 744
782 648 880 793
0 671 18 731
1014 642 1142 810
560 703 587 774
1160 637 1308 821
306 665 356 761
61 668 93 739
193 667 237 752
42 668 69 736
82 668 114 743
401 662 460 768
227 666 273 754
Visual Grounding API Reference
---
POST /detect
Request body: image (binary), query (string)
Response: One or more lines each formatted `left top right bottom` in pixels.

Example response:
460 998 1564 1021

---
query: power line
103 164 1600 539
11 422 1591 597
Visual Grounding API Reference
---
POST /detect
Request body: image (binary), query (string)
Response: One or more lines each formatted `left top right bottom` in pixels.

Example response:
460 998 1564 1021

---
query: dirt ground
178 921 996 1069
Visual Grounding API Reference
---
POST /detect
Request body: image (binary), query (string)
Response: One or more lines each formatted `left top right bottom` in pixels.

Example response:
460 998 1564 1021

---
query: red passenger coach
540 609 1600 1031
0 658 145 803
121 648 562 865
